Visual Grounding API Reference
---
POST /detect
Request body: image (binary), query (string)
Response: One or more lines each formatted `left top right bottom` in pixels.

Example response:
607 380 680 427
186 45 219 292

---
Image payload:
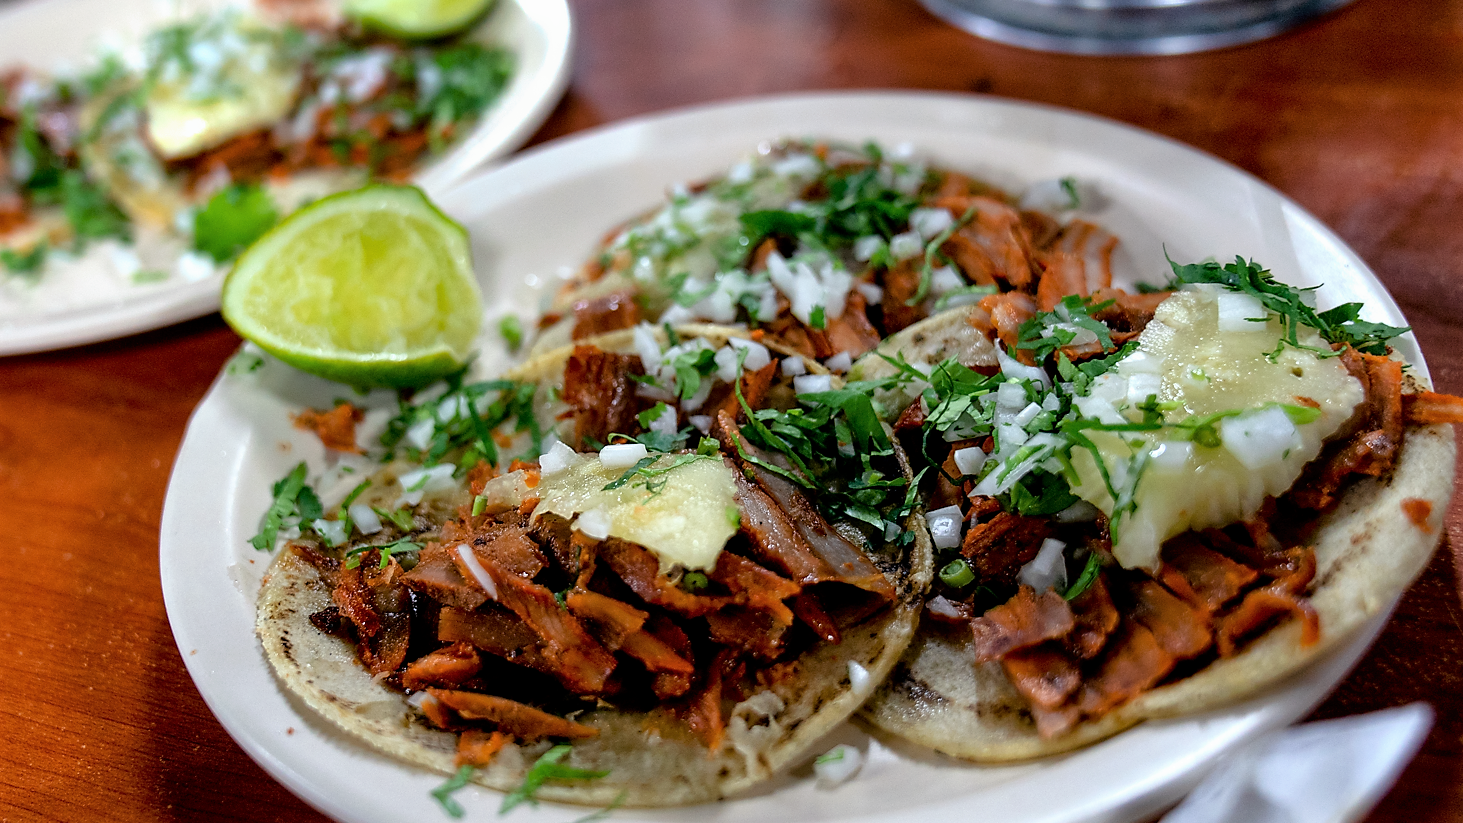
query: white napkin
1163 703 1433 823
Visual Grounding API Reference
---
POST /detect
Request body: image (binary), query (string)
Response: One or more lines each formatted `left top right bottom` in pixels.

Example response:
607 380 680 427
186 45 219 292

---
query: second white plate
0 0 572 356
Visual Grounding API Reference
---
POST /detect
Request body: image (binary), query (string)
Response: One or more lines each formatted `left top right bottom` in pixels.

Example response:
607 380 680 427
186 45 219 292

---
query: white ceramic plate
161 92 1419 823
0 0 572 356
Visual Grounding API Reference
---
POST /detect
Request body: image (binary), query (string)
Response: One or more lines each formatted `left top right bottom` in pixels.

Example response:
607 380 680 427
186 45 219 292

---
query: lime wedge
221 184 482 389
345 0 496 39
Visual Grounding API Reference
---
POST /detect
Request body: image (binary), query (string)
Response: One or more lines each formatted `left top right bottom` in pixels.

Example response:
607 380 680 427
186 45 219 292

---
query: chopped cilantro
0 244 47 279
499 745 608 815
809 304 826 329
498 315 523 351
933 283 997 311
249 462 317 551
193 183 279 263
430 764 474 818
725 504 741 529
1063 553 1102 600
1165 256 1409 356
344 538 422 570
681 571 710 592
59 170 130 245
1016 295 1115 365
908 204 977 306
669 347 717 402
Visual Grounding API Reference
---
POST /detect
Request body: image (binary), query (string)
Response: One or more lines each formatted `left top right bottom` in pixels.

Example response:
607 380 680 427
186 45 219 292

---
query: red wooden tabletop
1 0 1461 820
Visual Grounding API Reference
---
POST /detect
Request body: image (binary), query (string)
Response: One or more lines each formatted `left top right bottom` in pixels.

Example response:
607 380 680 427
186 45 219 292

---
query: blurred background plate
0 0 572 356
162 90 1419 823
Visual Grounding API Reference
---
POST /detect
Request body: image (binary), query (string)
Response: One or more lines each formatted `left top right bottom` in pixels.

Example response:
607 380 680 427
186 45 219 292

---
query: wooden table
3 0 1461 820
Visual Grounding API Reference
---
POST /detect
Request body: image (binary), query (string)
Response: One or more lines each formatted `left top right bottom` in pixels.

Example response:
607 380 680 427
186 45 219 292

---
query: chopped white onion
824 351 853 373
1013 402 1043 428
781 356 808 377
952 446 987 476
539 441 577 476
599 443 649 470
659 303 696 326
888 231 923 261
727 338 771 372
574 508 612 540
647 404 679 439
1053 499 1101 523
996 347 1051 388
1118 350 1163 373
1017 538 1068 592
884 520 902 542
396 464 456 506
855 281 884 305
312 518 348 546
924 504 964 550
1126 372 1164 405
814 744 865 788
404 417 436 451
689 414 713 434
1220 406 1301 470
455 544 498 599
714 346 741 383
1148 440 1194 473
927 595 966 619
928 265 964 297
632 323 663 369
853 235 884 262
847 661 870 693
1217 292 1270 332
349 503 382 535
794 374 833 394
909 207 955 239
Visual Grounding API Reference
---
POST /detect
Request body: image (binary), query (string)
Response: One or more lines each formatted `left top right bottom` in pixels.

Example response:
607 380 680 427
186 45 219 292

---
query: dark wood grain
2 0 1460 820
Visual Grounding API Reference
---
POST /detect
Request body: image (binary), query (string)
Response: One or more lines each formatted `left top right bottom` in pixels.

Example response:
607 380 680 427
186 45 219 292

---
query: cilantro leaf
499 745 608 815
250 462 312 551
1165 255 1409 357
1 244 47 278
193 183 279 263
430 764 474 818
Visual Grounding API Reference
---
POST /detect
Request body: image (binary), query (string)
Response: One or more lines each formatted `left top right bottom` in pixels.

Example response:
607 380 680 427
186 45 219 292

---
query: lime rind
345 0 497 39
221 184 482 389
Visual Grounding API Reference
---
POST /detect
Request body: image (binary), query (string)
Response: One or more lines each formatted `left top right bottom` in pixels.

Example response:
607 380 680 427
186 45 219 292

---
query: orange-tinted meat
970 586 1076 663
293 403 364 453
429 689 599 740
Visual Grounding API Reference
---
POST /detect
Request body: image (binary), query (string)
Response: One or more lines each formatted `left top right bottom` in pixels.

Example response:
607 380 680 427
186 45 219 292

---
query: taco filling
256 328 929 804
534 140 1118 369
855 253 1463 747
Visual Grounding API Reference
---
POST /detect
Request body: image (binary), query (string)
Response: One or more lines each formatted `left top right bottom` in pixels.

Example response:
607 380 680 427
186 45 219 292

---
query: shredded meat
455 730 509 768
1403 391 1463 424
960 512 1053 586
1215 584 1320 656
560 346 647 448
1158 535 1258 612
572 291 640 339
1003 645 1082 710
970 586 1075 663
1065 574 1120 659
880 258 925 334
293 403 363 453
402 642 482 691
1126 580 1212 660
402 543 490 611
428 689 598 740
932 196 1037 287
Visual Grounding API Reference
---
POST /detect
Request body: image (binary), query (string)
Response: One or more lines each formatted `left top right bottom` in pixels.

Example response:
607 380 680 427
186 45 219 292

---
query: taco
853 256 1461 760
1 7 510 281
530 140 1118 372
255 324 933 805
